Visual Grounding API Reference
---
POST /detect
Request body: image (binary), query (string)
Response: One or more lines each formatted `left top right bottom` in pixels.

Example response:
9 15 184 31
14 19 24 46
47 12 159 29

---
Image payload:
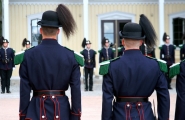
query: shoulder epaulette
178 44 183 49
80 51 83 55
112 48 116 52
94 50 97 54
173 45 176 49
99 60 110 75
13 49 16 53
158 45 162 50
64 47 84 67
169 59 185 78
14 51 25 65
146 56 168 73
99 57 120 75
117 47 123 52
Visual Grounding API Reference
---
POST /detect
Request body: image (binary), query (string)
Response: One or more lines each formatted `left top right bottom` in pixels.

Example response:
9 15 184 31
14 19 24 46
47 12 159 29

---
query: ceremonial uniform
19 7 82 120
19 39 81 120
101 15 170 120
101 50 169 120
99 47 114 63
0 39 15 93
80 40 96 91
172 61 185 119
22 38 31 50
180 44 185 61
140 43 155 57
160 42 175 89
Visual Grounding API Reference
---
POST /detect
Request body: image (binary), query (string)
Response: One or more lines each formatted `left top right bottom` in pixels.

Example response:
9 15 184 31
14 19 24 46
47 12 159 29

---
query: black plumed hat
163 32 170 42
119 14 157 48
37 11 62 28
86 40 91 45
22 38 31 47
119 23 145 40
81 38 86 48
2 39 9 43
102 37 109 45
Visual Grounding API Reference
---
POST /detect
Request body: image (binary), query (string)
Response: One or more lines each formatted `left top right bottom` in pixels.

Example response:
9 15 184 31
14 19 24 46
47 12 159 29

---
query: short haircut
41 26 58 36
123 39 141 48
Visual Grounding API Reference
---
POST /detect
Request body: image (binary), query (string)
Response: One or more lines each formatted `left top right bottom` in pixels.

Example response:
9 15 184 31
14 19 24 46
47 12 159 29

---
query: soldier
160 32 176 89
100 14 170 120
99 38 114 63
140 43 156 57
81 39 96 91
180 33 185 61
22 38 31 50
19 4 82 120
169 51 185 119
0 39 15 94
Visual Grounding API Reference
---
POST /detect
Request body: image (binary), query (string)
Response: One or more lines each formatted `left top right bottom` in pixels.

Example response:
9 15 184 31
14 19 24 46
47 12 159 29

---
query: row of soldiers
16 3 185 120
80 31 185 91
0 37 31 94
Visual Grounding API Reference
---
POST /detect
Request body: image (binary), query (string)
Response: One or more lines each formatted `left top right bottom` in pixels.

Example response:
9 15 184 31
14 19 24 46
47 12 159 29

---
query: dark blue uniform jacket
81 49 96 68
102 50 170 120
0 47 15 70
19 39 81 120
99 47 114 63
175 61 185 120
180 44 185 61
160 44 175 65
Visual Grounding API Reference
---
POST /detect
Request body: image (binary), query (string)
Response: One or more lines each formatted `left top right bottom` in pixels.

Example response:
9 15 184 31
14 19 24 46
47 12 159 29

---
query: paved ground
0 77 177 120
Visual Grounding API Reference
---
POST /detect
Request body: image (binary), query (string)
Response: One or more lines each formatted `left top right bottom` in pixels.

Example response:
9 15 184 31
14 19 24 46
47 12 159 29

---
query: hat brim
119 31 145 40
37 21 62 28
122 36 145 40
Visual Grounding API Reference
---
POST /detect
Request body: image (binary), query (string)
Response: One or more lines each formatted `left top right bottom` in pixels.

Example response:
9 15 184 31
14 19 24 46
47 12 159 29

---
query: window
173 18 185 46
31 18 41 46
101 20 115 46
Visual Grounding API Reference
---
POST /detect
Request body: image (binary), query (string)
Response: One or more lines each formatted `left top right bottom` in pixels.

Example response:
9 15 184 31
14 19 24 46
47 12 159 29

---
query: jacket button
42 115 45 118
126 104 130 107
56 115 59 118
138 103 141 106
52 96 55 99
42 96 45 98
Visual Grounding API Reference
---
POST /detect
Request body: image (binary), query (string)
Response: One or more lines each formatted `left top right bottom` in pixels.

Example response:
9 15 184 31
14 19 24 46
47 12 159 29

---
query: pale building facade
0 0 185 78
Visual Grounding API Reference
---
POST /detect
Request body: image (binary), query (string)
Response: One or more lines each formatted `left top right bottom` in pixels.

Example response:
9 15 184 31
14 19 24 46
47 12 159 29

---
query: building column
159 0 164 46
83 0 88 40
2 0 9 41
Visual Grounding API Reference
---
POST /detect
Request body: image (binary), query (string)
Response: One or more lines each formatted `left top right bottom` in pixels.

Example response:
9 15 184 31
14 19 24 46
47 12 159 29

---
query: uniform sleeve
93 51 96 68
19 53 31 120
175 62 185 120
11 49 15 67
102 67 113 120
99 51 102 63
70 57 81 120
155 71 170 120
111 50 114 59
172 46 175 63
160 46 163 60
180 47 183 61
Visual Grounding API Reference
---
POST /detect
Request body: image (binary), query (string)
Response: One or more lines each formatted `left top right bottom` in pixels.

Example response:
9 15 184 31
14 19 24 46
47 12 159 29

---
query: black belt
33 90 65 97
116 97 148 102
